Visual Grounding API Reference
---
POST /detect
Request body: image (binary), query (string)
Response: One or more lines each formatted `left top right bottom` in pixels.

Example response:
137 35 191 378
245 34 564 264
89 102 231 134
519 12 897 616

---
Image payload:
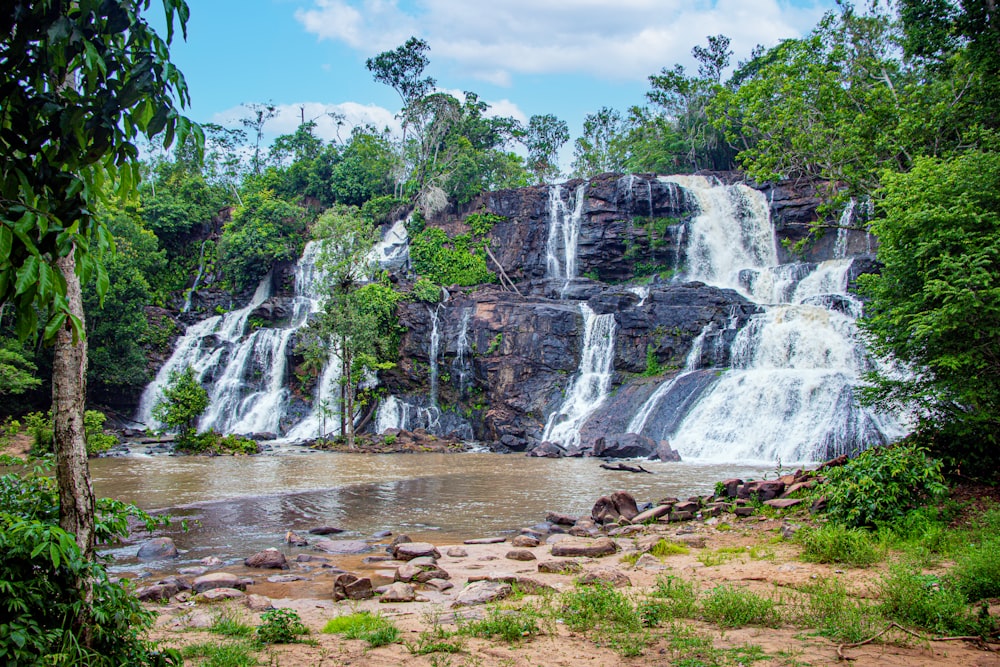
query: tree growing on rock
152 366 209 448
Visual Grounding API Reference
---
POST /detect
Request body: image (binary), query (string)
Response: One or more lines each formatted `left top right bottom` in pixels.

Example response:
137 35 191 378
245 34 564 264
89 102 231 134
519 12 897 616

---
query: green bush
152 366 209 449
457 607 540 643
701 585 781 628
560 584 640 634
797 523 883 567
649 575 700 619
256 608 307 644
410 227 496 286
84 410 118 455
465 211 505 237
0 468 178 666
877 565 987 636
951 536 1000 603
794 578 881 643
411 277 442 303
821 443 947 527
24 410 119 456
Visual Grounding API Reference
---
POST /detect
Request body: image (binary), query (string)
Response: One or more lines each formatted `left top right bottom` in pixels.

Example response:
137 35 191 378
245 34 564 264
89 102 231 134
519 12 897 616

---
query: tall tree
519 114 570 183
0 0 197 577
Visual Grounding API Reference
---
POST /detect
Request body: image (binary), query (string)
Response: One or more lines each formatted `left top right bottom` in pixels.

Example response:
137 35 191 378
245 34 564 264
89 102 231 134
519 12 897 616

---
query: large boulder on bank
193 572 245 593
452 581 512 607
592 433 657 459
136 537 178 560
550 536 617 558
244 549 288 570
591 491 640 524
390 542 441 561
332 573 374 601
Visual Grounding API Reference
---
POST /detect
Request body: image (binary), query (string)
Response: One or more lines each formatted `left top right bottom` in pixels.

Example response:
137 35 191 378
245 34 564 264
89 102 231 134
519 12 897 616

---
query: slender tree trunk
53 250 95 645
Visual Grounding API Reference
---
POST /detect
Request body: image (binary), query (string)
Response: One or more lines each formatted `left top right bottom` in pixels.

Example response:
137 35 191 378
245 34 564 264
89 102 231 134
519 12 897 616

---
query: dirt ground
145 511 1000 666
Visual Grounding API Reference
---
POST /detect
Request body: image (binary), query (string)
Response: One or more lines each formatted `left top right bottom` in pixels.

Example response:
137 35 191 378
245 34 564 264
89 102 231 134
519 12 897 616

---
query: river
91 451 770 572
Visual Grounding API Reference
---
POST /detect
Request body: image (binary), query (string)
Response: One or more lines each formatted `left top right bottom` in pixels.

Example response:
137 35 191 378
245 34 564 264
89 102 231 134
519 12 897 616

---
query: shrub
256 608 308 644
457 607 540 642
797 523 883 567
152 366 209 448
411 277 442 303
950 536 1000 603
84 410 118 455
701 585 781 628
821 443 947 527
877 565 985 636
465 211 505 237
410 227 496 286
795 578 882 643
25 410 119 456
649 575 700 619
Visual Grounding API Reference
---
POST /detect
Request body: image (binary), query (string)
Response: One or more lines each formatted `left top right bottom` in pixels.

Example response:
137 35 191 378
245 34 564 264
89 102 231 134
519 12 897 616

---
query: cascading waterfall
451 307 474 398
182 239 209 313
545 183 587 294
542 304 617 449
138 219 411 439
428 306 441 405
629 177 903 463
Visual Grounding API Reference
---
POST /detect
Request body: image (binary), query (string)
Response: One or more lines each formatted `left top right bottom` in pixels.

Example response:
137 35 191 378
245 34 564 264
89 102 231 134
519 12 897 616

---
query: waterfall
181 239 209 313
834 199 856 260
632 177 905 463
542 304 616 449
627 285 650 307
428 306 441 405
452 307 474 398
545 183 587 294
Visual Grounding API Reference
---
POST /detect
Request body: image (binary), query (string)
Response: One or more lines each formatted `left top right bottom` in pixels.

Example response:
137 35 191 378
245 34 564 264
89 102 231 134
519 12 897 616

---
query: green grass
663 623 768 667
180 641 258 667
951 535 1000 602
322 611 400 647
793 578 882 643
648 575 700 619
650 538 690 557
405 624 465 655
701 585 781 628
796 523 883 567
457 607 540 643
558 583 652 657
876 565 991 636
210 610 256 639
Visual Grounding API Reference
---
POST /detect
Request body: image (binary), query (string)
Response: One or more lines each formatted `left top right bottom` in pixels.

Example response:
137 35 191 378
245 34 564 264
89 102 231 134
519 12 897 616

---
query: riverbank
140 478 1000 667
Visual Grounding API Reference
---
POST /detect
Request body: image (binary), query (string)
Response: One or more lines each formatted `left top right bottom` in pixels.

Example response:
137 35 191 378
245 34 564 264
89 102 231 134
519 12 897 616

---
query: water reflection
90 452 768 568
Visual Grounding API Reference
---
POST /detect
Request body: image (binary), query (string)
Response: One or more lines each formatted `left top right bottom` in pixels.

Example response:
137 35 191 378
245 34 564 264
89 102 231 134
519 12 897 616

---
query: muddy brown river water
89 451 770 571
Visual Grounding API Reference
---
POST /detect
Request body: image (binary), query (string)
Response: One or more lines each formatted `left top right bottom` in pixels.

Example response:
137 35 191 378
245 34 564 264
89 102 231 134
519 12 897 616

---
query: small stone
674 534 707 549
537 560 583 574
200 556 224 567
578 568 631 588
380 582 416 603
245 549 288 570
195 588 246 603
193 572 244 593
392 542 441 561
463 536 507 545
424 578 454 592
178 566 208 576
734 507 755 517
266 574 306 583
285 531 308 546
511 535 540 548
332 573 374 601
505 549 536 561
314 539 372 555
551 536 617 558
633 554 667 570
545 534 569 545
545 512 577 526
309 526 345 535
631 505 672 524
445 546 468 558
136 537 178 560
669 510 694 522
372 530 393 539
451 581 511 607
780 523 800 539
135 583 177 602
764 498 803 509
243 594 274 611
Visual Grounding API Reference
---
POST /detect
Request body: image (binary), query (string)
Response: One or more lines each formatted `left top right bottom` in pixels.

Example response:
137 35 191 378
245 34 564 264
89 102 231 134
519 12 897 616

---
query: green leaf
0 225 12 260
14 255 40 296
43 311 67 342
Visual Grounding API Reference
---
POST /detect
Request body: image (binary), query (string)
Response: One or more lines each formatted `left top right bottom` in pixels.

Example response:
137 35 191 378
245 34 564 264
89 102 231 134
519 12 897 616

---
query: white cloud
211 101 402 141
294 0 829 83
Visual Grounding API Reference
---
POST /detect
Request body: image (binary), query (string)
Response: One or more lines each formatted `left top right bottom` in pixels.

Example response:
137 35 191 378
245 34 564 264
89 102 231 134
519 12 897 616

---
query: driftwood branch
484 244 523 296
837 622 999 661
599 462 653 474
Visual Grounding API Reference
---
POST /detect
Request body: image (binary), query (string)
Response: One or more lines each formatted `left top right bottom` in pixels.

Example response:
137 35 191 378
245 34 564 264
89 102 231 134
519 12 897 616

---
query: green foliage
220 189 308 292
649 575 700 619
23 409 115 457
876 565 989 636
361 195 408 226
410 227 496 286
23 411 53 454
180 640 257 667
0 468 179 666
0 338 41 397
859 151 1000 474
821 444 947 527
329 127 396 206
83 410 117 455
796 524 883 567
152 366 209 448
518 114 570 184
322 611 399 647
404 624 464 655
485 333 503 355
210 609 256 639
256 608 307 644
700 585 781 628
560 584 640 634
411 277 442 303
951 535 1000 603
794 578 882 644
176 431 259 456
465 211 505 237
0 0 199 344
457 607 540 643
642 344 664 377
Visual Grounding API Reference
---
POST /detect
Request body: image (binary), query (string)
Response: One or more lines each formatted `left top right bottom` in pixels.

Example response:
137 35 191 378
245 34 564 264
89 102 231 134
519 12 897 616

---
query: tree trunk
52 250 95 646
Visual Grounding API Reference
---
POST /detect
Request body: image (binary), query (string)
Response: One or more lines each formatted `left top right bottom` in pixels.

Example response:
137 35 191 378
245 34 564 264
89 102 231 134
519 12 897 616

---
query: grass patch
794 578 882 643
876 565 992 636
797 523 883 567
663 623 768 667
210 609 256 639
322 611 400 647
648 575 700 619
180 640 258 667
701 585 781 628
406 624 465 655
951 535 1000 602
256 608 308 645
558 583 652 657
457 607 540 643
650 538 690 557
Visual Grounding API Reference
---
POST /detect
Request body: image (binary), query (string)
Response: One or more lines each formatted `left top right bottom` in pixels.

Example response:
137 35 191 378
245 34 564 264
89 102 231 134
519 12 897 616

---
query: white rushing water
138 220 410 439
542 304 617 449
452 307 474 399
628 177 904 463
428 305 441 406
546 183 587 295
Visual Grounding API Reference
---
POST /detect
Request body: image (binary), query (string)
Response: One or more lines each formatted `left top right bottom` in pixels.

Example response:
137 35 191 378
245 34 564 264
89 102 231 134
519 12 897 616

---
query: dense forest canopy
2 0 998 473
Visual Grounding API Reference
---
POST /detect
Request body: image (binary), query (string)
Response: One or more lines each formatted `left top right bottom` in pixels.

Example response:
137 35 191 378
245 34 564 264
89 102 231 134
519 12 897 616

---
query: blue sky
154 0 835 158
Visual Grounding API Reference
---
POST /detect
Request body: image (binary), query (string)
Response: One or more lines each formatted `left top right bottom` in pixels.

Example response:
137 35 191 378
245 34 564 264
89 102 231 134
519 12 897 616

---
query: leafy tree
152 366 208 447
240 101 278 176
519 114 570 183
859 150 1000 474
0 338 41 397
220 189 309 292
329 126 395 206
572 107 629 178
0 0 197 588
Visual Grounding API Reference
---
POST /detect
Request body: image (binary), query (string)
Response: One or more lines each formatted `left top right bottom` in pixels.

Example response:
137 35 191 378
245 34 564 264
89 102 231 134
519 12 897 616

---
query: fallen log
599 462 653 474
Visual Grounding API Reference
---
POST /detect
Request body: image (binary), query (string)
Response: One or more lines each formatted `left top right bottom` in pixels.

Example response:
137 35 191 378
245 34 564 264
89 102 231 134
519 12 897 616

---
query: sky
153 0 836 160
